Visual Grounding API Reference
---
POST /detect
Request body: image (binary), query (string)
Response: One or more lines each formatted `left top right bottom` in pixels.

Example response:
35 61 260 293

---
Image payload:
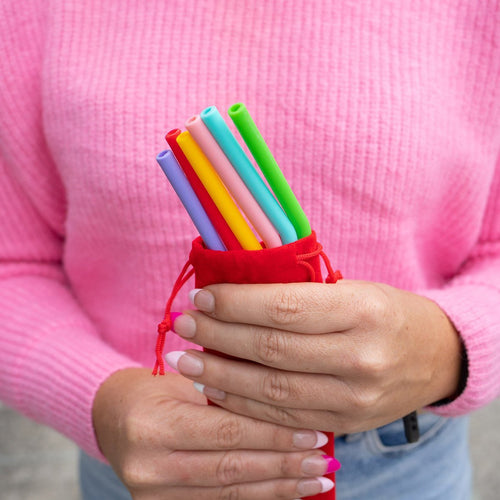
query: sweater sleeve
423 155 500 417
0 3 141 459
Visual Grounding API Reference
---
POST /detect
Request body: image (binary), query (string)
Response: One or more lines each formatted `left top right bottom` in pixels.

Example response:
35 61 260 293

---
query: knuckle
216 452 245 485
358 284 391 328
356 391 380 411
120 458 149 489
263 403 297 427
354 351 385 378
349 343 390 381
215 416 243 449
122 412 144 445
347 386 380 413
254 327 286 364
278 453 296 477
265 287 304 326
218 484 241 500
262 371 291 403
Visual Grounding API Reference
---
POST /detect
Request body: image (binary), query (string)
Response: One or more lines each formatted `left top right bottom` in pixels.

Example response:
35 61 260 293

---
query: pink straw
186 115 282 248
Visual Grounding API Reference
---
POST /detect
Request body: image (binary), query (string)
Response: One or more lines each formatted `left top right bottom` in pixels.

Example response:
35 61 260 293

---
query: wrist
419 296 465 404
430 340 468 406
92 367 150 454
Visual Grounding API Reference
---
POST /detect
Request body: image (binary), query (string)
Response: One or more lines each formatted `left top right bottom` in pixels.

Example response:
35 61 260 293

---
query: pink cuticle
322 455 342 473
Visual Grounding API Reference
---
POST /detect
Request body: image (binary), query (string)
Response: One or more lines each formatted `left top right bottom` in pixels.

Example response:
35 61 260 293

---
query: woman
1 1 499 498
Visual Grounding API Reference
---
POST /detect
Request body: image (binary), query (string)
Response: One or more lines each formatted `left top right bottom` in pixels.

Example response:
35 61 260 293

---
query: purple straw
156 149 226 251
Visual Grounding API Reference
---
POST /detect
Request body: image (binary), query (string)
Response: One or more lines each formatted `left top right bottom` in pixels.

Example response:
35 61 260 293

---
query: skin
93 368 335 500
93 279 462 498
171 280 463 435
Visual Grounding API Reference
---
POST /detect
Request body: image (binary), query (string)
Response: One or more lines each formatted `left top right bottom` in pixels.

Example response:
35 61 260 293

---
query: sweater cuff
4 319 142 460
420 283 500 416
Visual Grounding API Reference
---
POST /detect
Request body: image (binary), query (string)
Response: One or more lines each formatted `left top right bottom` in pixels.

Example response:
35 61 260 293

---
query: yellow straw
176 131 261 250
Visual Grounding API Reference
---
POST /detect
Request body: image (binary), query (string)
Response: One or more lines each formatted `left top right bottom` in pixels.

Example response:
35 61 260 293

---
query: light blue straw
200 106 297 244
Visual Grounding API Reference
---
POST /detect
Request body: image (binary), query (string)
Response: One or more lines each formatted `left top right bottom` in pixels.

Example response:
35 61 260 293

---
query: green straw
228 103 311 238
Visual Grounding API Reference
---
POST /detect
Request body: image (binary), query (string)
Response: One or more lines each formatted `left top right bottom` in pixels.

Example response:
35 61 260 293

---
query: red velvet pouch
154 231 342 500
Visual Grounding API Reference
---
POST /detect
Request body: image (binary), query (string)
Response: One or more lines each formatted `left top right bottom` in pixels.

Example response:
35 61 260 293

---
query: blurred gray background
1 398 499 499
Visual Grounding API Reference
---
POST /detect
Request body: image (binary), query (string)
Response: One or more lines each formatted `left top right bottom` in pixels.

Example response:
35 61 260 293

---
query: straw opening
228 103 243 115
201 106 216 117
156 149 171 160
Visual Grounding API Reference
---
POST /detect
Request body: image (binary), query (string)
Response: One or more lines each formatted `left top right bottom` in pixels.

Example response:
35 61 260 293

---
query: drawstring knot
326 269 343 283
296 242 343 284
152 259 194 376
157 320 170 335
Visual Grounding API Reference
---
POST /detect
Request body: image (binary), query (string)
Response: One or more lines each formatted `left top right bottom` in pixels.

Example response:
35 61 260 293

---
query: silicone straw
186 115 282 248
200 106 298 244
156 150 225 251
228 103 311 239
166 129 242 251
176 131 262 251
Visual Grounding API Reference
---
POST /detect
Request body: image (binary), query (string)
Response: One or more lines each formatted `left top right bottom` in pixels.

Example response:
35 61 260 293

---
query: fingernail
164 351 184 371
172 314 196 338
193 382 226 400
188 289 203 305
193 382 205 393
301 455 340 476
293 430 328 449
189 288 215 312
297 477 334 496
169 312 182 327
322 455 342 473
165 351 204 376
301 455 328 476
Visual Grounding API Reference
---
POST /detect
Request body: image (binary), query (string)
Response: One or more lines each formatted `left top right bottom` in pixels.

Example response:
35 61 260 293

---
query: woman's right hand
92 367 336 499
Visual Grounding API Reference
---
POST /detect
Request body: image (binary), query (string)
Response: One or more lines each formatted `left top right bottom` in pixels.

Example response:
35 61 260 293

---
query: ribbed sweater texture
1 1 499 459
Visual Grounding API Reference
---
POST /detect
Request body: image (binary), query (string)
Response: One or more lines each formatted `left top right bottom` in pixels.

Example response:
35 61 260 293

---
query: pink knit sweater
1 1 499 459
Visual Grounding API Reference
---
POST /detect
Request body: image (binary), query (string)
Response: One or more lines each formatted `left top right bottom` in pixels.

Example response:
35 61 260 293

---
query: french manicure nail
293 430 328 449
189 288 215 312
193 382 205 393
165 351 204 376
301 455 340 476
188 289 203 305
314 431 329 449
297 477 334 496
301 455 328 476
172 314 196 338
301 454 340 476
193 382 226 400
165 351 185 371
204 386 226 400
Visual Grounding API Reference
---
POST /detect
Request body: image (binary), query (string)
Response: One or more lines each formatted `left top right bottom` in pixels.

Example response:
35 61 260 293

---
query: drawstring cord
153 259 194 375
296 242 343 283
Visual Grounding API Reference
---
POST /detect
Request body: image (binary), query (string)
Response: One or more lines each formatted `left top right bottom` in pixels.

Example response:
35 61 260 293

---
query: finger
146 476 334 500
168 349 341 410
198 387 337 432
174 310 353 374
192 281 362 333
161 399 330 451
163 450 339 487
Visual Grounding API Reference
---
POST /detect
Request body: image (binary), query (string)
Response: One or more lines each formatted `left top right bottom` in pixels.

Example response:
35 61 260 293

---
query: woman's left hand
167 280 463 434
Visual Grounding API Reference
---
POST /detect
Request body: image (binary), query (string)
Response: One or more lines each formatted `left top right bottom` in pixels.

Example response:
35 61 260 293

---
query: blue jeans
80 413 471 499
